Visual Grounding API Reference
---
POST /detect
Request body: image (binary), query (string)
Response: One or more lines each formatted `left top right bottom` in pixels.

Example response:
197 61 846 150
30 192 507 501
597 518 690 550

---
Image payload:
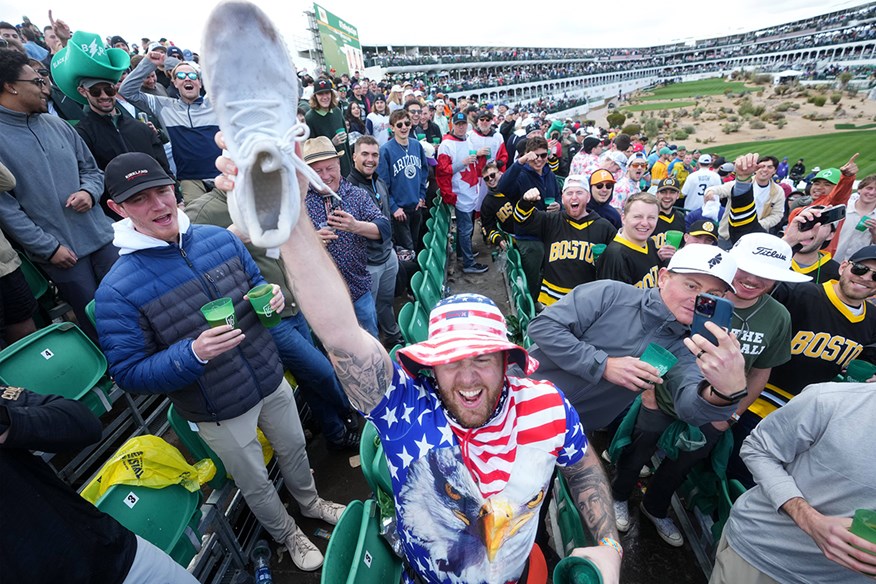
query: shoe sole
639 502 684 547
202 1 302 248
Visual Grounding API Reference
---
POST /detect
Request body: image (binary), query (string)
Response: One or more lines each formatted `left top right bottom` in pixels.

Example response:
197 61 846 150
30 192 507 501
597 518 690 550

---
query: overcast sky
1 0 871 54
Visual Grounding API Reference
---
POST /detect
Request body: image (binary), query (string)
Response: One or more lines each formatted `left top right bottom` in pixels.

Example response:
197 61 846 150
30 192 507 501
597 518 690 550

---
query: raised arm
215 137 392 414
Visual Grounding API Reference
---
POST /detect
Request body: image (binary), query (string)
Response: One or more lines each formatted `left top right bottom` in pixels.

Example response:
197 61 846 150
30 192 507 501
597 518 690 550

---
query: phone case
691 294 733 346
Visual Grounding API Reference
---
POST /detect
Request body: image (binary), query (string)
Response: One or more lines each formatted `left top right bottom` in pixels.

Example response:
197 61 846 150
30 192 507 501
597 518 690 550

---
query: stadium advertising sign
313 3 364 76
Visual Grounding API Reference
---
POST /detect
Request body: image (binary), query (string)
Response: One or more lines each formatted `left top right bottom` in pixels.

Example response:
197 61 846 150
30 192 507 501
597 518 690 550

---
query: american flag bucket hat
396 294 538 376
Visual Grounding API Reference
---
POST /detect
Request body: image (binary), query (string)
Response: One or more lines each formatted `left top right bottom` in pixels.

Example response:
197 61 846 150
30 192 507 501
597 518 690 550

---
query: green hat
814 168 841 185
51 30 131 105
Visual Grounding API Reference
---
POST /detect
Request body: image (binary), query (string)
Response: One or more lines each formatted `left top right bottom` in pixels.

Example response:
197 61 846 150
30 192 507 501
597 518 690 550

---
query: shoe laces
224 99 341 202
291 528 318 555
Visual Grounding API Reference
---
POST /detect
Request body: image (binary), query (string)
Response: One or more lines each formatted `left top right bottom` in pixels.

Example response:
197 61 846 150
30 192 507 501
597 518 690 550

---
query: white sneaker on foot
301 497 345 526
284 526 323 571
202 2 333 248
639 502 684 547
613 499 631 532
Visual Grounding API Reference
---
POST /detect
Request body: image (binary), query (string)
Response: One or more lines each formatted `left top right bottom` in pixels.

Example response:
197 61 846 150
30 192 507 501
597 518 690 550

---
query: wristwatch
727 412 741 426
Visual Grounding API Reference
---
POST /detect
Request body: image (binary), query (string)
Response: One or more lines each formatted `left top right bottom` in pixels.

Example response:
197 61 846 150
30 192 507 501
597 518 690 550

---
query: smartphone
799 204 846 232
691 293 733 346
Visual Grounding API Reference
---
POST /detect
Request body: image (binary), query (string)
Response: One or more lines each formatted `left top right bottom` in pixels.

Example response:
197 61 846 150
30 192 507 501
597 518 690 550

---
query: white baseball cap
563 175 588 191
667 244 738 293
698 154 712 165
729 233 811 283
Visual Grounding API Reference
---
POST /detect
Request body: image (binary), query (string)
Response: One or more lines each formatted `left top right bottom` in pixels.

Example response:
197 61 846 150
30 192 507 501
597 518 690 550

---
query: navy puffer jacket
95 221 283 422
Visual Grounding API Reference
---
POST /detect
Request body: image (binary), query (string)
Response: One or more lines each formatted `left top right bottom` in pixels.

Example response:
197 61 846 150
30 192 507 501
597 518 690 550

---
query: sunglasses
394 120 412 128
87 84 117 97
483 173 498 181
15 77 47 88
850 262 876 281
630 163 647 168
534 152 549 159
592 182 613 189
175 71 199 80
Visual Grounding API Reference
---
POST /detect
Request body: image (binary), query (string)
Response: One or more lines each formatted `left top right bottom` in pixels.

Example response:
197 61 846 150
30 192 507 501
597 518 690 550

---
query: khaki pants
709 532 780 584
180 179 210 204
197 379 318 543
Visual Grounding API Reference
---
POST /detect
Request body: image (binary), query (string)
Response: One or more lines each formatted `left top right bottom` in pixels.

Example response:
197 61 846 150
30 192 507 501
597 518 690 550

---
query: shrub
738 98 765 117
839 71 853 87
722 122 741 134
749 120 766 129
753 74 772 85
775 101 798 112
658 109 671 119
775 119 787 129
606 111 627 127
761 110 785 122
683 125 696 135
809 95 827 107
643 118 661 138
728 115 740 123
830 93 842 105
692 107 704 120
671 129 688 140
621 123 641 135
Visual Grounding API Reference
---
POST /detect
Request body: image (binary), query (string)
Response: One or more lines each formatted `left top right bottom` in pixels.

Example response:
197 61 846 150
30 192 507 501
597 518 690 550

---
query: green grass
620 101 696 112
710 131 876 178
639 78 757 101
834 123 876 130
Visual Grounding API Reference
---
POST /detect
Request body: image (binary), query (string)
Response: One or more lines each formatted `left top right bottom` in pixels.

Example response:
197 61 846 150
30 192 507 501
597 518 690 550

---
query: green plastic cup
544 197 556 206
665 230 684 249
247 284 281 328
201 297 236 328
335 127 345 135
553 556 604 584
856 216 871 232
469 149 478 156
591 244 607 261
640 342 678 376
850 509 876 555
416 133 426 141
845 360 876 382
432 137 441 144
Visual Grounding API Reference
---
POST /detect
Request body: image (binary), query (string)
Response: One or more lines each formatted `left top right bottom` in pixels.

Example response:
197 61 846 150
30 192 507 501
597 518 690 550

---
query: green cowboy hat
51 30 131 104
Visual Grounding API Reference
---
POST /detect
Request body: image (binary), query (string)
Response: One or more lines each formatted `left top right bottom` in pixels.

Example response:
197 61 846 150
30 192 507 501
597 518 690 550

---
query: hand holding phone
691 293 733 346
799 204 846 232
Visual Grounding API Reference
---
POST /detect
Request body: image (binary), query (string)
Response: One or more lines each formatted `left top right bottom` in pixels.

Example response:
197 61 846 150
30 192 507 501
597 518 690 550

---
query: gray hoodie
0 105 110 261
527 281 735 430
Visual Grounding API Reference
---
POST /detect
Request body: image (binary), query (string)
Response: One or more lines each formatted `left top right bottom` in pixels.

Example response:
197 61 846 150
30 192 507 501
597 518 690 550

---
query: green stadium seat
415 270 442 311
398 301 429 345
0 322 112 416
167 404 228 490
321 499 403 584
85 299 96 328
553 471 594 556
95 482 203 567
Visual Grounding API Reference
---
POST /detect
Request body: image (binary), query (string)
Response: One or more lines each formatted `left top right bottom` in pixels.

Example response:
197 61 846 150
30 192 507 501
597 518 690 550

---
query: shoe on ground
613 499 630 532
301 497 346 526
639 502 684 547
202 1 320 248
284 526 323 571
463 262 489 274
326 427 360 452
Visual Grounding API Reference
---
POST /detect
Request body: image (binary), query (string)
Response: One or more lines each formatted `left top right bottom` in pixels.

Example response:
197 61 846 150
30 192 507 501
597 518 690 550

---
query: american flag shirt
366 363 587 584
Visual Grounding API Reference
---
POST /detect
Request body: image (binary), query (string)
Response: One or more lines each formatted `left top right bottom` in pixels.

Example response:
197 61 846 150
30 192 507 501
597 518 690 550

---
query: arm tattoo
328 340 390 414
561 447 619 542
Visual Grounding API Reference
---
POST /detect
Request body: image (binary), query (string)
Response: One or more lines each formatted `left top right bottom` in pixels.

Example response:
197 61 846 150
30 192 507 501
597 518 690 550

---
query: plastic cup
845 360 876 382
553 556 604 584
247 284 281 328
335 128 345 135
591 243 607 261
664 230 684 249
469 149 478 156
639 342 678 376
856 216 871 232
201 297 236 328
544 197 556 206
416 133 426 141
850 509 876 555
432 137 441 144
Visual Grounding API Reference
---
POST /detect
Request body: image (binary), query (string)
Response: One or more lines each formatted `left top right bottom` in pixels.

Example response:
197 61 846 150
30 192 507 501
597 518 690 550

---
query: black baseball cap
106 153 175 203
687 219 718 241
657 178 681 192
849 245 876 263
451 112 467 124
314 79 334 93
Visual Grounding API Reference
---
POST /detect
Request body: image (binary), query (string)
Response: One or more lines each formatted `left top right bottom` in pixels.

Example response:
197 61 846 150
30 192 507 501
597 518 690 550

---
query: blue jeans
269 313 352 443
456 209 475 268
352 291 379 339
367 254 402 343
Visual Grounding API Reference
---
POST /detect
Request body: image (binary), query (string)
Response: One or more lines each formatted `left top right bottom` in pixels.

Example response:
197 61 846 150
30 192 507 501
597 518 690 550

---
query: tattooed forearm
561 447 618 542
327 338 391 414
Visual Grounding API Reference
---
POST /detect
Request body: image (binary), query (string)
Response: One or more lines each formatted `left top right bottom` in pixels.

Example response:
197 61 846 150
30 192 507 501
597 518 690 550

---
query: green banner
313 3 363 76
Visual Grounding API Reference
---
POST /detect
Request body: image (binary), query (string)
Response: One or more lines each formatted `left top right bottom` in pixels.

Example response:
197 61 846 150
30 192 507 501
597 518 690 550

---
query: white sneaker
613 499 630 532
202 2 333 248
284 526 323 571
639 502 684 547
301 497 345 526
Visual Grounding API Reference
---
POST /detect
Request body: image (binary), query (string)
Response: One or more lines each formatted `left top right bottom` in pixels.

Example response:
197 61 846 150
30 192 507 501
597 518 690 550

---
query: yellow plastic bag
81 435 216 504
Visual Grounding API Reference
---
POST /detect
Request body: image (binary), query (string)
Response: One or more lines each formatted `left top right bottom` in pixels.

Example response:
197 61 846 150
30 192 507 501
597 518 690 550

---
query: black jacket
76 106 173 218
0 388 137 583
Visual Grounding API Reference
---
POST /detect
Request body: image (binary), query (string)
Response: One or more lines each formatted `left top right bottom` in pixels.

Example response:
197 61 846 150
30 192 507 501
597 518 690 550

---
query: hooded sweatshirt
0 105 111 261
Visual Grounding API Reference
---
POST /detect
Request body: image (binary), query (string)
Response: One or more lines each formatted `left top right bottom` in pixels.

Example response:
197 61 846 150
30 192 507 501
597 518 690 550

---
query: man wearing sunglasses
0 49 116 342
120 49 219 203
74 78 172 220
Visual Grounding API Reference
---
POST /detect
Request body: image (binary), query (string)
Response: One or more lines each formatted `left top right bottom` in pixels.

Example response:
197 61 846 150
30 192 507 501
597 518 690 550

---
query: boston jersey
754 281 876 418
651 210 687 245
597 234 662 289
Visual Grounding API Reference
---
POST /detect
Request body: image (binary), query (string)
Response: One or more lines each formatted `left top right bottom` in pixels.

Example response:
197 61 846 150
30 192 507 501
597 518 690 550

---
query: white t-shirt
752 182 772 217
834 193 876 262
681 168 722 211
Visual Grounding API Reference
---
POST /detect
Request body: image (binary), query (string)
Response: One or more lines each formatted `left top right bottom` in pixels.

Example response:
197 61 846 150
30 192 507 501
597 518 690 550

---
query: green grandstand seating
167 404 228 490
321 499 402 584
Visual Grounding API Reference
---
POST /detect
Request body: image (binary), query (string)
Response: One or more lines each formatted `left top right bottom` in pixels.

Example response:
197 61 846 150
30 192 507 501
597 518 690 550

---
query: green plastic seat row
554 471 593 556
398 301 429 345
321 499 402 584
